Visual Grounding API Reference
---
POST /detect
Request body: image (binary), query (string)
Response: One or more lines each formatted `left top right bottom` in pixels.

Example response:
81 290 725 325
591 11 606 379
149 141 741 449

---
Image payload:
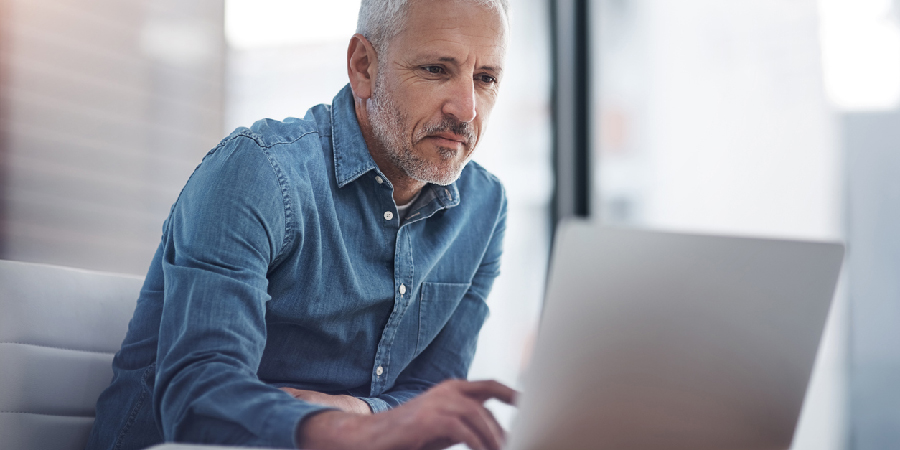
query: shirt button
376 366 384 376
399 284 407 296
384 211 394 221
375 176 384 184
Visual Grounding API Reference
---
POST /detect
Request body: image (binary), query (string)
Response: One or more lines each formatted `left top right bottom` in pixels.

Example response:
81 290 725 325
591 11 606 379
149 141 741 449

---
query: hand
296 379 517 450
280 388 372 415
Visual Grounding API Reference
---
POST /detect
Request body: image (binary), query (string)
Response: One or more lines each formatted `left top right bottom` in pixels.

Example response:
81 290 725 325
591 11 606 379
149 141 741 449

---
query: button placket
370 215 413 395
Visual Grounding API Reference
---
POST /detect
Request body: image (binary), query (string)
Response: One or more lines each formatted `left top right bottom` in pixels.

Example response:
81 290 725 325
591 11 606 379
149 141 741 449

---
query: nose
442 78 477 123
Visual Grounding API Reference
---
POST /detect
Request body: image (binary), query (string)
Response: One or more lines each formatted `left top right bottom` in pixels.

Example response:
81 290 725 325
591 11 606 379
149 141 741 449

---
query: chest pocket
416 282 471 354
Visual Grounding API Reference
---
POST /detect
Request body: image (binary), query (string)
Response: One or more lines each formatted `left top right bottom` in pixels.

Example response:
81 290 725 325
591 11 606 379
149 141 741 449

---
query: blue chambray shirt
86 85 507 449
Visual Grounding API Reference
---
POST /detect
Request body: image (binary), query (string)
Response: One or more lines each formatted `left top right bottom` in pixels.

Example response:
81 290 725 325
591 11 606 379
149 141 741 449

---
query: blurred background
0 0 896 448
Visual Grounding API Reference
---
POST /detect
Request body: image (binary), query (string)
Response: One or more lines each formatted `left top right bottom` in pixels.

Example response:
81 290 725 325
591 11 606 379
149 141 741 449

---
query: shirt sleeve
358 189 508 413
153 136 332 448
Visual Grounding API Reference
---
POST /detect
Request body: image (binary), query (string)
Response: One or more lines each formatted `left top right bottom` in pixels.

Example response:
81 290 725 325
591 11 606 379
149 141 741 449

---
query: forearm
357 389 424 413
155 269 334 446
295 410 377 450
160 370 330 447
295 380 517 450
281 387 372 414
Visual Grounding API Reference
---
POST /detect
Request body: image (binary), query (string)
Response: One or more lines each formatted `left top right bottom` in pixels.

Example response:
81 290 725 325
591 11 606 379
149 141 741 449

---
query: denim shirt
86 85 507 449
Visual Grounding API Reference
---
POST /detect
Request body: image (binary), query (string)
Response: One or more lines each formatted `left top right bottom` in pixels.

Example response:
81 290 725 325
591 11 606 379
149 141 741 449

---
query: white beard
367 74 475 186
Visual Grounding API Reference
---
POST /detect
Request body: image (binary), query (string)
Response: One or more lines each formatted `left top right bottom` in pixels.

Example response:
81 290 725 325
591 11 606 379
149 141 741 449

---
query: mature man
86 0 514 449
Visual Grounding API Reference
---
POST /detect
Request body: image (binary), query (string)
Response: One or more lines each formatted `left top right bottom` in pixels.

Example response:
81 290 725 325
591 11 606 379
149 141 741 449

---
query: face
366 0 508 186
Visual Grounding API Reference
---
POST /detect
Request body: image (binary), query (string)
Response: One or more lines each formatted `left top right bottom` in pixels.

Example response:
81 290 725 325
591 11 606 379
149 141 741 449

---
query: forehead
389 0 508 65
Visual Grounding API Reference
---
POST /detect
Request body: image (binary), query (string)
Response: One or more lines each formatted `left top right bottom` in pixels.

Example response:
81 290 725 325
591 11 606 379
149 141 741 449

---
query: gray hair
356 0 510 55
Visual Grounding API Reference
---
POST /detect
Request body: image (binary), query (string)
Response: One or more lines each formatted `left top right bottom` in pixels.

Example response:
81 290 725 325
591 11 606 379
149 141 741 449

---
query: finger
460 402 506 450
458 379 518 405
278 388 329 406
444 396 503 450
444 415 490 450
422 438 455 450
483 403 507 447
279 387 304 399
422 390 495 450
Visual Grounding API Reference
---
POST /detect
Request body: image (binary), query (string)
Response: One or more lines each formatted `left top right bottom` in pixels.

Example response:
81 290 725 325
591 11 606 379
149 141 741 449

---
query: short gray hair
356 0 509 55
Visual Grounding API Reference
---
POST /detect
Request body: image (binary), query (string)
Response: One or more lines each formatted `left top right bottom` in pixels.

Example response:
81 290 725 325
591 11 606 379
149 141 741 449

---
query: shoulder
183 109 332 208
226 106 328 151
199 105 332 176
456 160 507 210
450 160 507 233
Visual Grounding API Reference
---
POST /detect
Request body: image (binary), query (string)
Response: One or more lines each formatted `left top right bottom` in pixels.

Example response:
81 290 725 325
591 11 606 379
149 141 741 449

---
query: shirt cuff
358 396 391 413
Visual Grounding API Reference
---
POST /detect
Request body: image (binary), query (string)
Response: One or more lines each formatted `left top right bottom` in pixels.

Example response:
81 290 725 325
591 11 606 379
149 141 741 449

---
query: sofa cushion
0 260 143 450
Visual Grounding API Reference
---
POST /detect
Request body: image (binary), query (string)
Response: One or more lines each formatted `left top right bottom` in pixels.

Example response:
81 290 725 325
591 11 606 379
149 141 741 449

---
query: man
86 0 514 449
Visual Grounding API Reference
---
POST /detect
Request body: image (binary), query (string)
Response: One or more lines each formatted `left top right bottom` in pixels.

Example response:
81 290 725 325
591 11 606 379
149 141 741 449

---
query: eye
422 65 445 75
478 74 498 85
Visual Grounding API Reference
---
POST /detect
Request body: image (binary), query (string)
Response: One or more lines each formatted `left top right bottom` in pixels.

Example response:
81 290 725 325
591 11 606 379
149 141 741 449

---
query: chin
413 165 461 186
432 166 467 186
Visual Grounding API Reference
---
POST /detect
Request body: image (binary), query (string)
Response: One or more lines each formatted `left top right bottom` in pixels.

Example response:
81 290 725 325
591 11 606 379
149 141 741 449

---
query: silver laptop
506 222 844 450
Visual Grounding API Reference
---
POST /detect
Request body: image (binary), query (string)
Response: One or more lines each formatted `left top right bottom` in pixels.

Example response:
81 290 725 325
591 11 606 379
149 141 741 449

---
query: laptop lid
507 222 844 450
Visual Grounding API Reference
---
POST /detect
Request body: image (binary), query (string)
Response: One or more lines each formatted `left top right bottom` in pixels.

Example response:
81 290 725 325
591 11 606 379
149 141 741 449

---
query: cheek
476 93 498 118
399 94 436 123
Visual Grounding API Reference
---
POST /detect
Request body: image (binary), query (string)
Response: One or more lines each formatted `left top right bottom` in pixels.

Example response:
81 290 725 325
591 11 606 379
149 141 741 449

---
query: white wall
0 0 226 274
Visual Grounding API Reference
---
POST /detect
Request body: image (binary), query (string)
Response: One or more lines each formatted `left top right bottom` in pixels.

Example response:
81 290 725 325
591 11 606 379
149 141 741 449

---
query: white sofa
0 260 286 450
0 260 143 450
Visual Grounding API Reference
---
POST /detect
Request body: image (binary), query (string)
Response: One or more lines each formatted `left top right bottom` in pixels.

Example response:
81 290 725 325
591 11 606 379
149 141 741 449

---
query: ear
347 34 377 100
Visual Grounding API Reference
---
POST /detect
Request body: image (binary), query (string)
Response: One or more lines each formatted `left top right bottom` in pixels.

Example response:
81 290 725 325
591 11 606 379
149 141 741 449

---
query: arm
299 379 517 450
153 137 331 447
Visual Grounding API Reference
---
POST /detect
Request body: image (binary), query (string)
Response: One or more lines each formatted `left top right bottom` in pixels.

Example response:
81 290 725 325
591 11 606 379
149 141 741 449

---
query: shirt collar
329 84 460 209
331 84 378 188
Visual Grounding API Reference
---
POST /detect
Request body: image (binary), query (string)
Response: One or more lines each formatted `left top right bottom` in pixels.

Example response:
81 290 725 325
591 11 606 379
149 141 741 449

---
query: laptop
506 221 845 450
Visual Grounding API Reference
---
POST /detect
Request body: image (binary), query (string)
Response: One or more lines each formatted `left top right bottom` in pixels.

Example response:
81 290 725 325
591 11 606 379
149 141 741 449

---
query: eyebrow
434 56 502 74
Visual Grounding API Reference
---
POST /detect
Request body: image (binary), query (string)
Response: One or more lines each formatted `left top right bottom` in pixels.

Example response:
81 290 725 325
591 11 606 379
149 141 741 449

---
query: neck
387 174 426 206
354 95 426 205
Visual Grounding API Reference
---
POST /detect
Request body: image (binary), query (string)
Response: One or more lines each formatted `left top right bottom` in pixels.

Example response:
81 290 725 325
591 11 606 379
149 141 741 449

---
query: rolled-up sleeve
154 136 330 448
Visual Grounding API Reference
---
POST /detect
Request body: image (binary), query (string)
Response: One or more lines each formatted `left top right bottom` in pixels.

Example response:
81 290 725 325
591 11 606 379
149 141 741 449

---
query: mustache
416 117 477 147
